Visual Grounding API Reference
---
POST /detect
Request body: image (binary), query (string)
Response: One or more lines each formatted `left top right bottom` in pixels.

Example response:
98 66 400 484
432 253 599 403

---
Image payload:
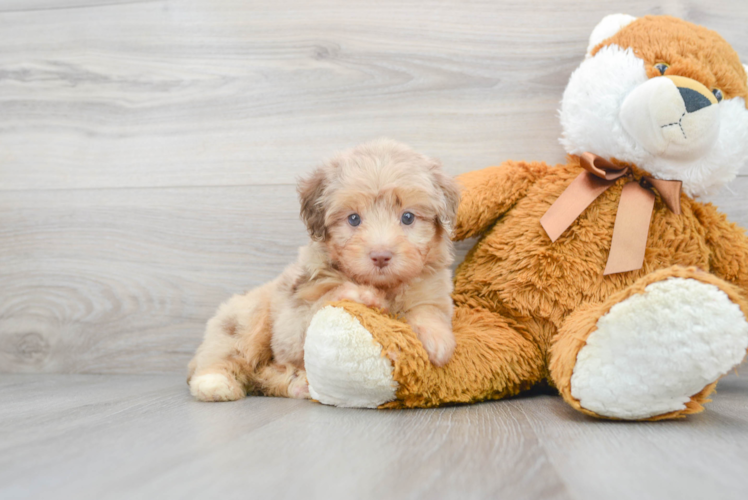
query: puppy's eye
401 212 415 225
654 63 669 75
347 213 361 227
712 88 723 102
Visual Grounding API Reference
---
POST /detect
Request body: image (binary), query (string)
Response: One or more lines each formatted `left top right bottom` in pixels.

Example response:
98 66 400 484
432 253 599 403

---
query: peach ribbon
540 152 682 275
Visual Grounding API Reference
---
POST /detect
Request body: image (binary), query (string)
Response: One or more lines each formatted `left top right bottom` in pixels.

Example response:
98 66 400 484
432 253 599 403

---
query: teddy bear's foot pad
305 305 397 408
571 277 748 419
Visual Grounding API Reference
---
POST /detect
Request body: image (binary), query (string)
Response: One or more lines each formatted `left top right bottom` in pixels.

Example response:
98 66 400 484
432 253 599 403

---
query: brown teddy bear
302 14 748 420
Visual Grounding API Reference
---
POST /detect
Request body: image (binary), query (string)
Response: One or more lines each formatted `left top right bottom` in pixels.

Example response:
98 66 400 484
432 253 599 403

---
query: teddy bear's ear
586 13 638 57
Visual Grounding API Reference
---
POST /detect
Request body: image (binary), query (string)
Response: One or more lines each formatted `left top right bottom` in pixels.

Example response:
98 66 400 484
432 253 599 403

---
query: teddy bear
301 14 748 420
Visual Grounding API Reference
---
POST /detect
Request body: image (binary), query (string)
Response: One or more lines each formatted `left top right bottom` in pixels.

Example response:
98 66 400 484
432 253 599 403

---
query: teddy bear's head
560 15 748 197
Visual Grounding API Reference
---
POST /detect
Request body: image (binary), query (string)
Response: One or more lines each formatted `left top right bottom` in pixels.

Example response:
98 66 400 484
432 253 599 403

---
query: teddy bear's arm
699 204 748 292
452 160 548 241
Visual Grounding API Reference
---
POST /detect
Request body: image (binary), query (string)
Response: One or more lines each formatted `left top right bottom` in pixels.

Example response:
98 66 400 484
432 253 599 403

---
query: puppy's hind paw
190 373 245 402
288 371 310 399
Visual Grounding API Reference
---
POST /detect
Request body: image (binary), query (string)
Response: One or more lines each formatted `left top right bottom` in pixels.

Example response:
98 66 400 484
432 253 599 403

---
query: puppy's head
298 139 460 288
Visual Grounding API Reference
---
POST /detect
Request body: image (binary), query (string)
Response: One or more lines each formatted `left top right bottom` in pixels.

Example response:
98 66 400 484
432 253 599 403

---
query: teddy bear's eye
654 63 669 75
712 88 723 102
348 213 361 226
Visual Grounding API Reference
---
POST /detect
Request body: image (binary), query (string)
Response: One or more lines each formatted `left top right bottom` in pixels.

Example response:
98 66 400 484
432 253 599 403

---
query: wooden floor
2 373 748 500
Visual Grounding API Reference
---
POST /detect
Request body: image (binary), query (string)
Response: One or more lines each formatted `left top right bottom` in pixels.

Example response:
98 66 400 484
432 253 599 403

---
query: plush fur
570 277 748 419
303 15 748 420
188 139 460 401
305 305 397 408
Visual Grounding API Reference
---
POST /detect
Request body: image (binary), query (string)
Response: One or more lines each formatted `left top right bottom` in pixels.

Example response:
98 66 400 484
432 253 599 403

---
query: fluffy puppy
188 139 460 402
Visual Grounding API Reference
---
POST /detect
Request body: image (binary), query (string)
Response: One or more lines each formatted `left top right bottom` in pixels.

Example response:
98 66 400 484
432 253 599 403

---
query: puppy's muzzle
370 251 393 268
620 75 719 160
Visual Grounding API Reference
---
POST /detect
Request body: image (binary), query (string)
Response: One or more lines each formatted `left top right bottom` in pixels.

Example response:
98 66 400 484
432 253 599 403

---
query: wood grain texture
519 378 748 500
2 373 748 500
0 185 308 373
0 0 747 374
0 0 747 190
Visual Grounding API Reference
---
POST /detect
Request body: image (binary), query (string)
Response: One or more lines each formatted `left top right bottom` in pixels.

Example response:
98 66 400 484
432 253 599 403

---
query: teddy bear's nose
678 87 713 113
665 75 717 113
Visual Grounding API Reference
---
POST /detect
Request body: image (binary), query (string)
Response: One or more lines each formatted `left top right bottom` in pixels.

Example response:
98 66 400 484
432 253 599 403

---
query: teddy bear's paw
190 373 246 402
571 277 748 419
304 305 397 408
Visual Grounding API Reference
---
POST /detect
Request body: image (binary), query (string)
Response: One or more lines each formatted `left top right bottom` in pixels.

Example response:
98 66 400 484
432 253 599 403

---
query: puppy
188 139 460 402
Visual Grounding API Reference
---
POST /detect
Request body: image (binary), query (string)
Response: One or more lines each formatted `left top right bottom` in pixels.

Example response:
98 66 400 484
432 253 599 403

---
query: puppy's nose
370 251 393 268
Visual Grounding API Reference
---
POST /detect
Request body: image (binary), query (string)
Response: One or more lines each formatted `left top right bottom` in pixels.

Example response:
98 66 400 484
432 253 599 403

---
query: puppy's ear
430 162 461 236
298 167 329 241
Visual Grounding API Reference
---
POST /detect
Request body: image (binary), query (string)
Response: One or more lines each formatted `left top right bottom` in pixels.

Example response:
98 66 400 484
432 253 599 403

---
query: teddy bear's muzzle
619 75 720 161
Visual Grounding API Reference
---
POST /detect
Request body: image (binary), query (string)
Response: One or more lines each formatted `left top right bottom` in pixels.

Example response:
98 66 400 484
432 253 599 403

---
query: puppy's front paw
190 373 245 402
407 312 456 367
332 282 388 311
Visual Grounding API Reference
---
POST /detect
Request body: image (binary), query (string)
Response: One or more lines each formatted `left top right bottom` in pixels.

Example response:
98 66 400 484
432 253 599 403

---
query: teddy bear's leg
304 301 545 408
550 266 748 420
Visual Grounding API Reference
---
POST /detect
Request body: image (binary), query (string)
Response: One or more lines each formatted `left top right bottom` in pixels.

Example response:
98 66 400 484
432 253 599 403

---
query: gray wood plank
2 373 747 500
517 375 748 500
0 185 307 374
705 177 748 228
0 0 746 190
0 374 568 500
0 1 154 13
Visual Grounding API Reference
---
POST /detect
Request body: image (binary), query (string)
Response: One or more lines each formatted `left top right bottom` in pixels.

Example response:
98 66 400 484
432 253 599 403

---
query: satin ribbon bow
540 152 682 275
